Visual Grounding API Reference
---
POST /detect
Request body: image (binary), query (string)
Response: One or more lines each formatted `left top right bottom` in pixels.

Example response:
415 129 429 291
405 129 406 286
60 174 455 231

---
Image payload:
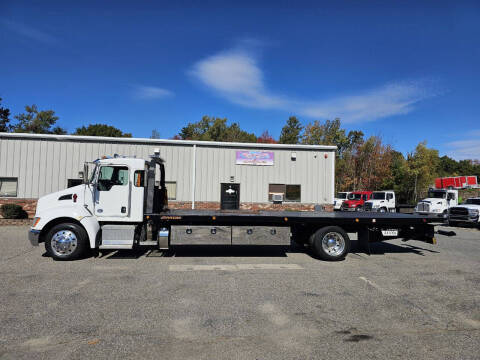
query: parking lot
0 225 479 359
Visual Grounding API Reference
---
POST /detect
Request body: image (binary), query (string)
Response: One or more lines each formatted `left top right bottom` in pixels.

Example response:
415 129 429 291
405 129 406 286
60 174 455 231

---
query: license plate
381 229 398 237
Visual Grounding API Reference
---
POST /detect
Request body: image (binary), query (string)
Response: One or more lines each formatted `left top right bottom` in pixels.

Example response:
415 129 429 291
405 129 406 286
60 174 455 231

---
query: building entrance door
220 183 240 210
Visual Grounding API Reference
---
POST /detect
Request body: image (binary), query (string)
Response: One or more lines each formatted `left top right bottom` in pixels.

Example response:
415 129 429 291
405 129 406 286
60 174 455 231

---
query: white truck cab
415 189 458 217
364 191 396 212
448 197 480 227
29 154 167 260
334 192 351 210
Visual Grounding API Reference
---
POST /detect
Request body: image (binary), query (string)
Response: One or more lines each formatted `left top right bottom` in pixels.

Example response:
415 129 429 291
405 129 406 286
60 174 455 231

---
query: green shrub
0 204 28 219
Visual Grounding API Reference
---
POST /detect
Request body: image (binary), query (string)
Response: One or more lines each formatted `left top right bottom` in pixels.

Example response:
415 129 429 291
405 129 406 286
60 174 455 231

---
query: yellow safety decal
160 216 182 220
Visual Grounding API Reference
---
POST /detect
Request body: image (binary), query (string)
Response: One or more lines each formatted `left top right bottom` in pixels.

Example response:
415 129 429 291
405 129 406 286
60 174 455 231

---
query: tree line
0 98 132 137
1 99 479 204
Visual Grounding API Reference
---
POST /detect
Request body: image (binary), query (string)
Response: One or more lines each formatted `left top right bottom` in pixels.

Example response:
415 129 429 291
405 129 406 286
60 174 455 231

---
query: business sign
236 151 274 166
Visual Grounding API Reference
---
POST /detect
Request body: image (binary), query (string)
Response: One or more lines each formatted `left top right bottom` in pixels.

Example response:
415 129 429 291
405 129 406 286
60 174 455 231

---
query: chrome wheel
51 230 77 257
321 232 345 257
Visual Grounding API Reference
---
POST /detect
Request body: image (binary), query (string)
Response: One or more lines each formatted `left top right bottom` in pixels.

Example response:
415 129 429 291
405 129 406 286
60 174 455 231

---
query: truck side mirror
83 163 89 184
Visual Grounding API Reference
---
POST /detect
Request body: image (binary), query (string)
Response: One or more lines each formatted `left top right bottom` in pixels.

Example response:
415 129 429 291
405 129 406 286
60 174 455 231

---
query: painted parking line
169 263 304 272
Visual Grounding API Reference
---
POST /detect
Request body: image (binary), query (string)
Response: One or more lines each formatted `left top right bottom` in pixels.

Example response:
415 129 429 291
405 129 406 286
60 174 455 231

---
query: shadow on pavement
97 240 439 259
351 240 440 257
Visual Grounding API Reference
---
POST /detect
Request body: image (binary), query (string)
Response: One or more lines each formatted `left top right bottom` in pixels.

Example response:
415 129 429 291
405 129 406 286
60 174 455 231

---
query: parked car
334 191 351 211
364 191 396 212
448 197 480 227
341 191 373 211
415 189 458 217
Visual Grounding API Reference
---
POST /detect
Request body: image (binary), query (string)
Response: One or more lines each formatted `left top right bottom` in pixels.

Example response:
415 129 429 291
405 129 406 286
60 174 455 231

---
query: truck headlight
432 208 441 213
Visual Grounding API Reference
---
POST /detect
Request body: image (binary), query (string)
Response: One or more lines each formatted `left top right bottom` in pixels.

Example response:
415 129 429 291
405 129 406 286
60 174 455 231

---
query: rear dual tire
309 226 351 261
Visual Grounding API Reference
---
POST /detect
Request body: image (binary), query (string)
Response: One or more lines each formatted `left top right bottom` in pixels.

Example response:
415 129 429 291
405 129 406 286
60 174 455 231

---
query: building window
268 184 301 202
67 179 83 188
0 178 18 197
165 181 177 200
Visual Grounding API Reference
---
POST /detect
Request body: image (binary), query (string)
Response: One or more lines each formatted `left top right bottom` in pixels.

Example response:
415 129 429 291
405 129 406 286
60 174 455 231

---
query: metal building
0 133 336 210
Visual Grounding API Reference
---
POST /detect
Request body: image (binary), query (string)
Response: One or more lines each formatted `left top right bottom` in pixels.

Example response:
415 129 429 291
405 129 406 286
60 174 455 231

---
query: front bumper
416 211 445 218
448 215 479 223
341 207 358 212
29 229 41 246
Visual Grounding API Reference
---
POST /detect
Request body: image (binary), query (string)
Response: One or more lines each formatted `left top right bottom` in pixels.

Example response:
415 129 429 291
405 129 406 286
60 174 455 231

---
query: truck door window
134 170 145 187
98 166 129 191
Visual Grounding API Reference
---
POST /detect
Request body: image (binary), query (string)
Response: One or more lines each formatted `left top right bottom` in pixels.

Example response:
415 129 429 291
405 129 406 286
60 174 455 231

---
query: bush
0 204 28 219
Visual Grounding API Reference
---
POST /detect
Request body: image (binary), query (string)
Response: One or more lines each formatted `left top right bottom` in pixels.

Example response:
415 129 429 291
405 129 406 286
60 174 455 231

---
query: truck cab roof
96 157 146 167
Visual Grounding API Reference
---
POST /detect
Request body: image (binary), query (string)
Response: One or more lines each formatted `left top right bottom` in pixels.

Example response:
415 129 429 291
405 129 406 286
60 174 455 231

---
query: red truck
435 176 478 190
340 191 373 211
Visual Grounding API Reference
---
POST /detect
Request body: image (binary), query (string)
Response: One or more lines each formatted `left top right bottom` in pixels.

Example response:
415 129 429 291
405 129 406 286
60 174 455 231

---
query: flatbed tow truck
29 152 440 261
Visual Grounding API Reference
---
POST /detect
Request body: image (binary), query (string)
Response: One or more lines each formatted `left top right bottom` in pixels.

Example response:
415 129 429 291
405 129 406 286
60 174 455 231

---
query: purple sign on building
236 150 274 166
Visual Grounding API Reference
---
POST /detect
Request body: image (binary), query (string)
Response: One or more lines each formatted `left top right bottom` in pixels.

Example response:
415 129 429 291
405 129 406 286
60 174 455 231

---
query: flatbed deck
149 209 441 227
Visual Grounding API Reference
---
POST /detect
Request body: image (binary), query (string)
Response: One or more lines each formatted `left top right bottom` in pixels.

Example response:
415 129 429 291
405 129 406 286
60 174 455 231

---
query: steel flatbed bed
145 209 440 257
149 209 440 227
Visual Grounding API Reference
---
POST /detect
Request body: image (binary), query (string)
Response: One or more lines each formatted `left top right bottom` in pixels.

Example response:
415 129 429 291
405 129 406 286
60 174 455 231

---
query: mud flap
401 224 437 245
357 227 382 255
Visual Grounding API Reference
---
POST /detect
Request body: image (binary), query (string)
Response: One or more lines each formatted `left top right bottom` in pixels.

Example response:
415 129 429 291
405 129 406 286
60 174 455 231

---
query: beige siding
0 135 335 204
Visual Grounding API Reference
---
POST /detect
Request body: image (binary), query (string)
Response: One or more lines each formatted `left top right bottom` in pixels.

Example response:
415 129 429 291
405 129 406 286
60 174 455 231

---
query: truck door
94 165 130 217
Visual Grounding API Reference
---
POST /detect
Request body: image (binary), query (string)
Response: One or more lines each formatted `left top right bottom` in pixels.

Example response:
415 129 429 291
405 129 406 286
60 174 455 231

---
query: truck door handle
121 206 126 213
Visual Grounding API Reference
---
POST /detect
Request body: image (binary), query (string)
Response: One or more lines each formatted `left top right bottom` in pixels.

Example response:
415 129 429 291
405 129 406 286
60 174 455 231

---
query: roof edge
0 132 337 150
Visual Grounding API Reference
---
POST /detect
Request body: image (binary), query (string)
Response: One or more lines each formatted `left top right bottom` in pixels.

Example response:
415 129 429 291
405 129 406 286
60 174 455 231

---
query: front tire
45 223 88 260
355 206 363 212
309 226 350 261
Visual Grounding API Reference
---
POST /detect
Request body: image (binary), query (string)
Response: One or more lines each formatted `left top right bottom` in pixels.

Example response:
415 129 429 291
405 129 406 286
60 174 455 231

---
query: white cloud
190 50 287 109
190 45 438 123
446 133 480 160
132 85 173 100
1 20 57 44
300 81 433 123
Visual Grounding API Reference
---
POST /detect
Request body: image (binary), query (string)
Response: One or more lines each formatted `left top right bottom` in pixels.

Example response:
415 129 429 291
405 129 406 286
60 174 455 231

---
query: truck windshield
465 199 480 205
350 193 362 200
336 193 347 199
428 191 446 199
372 192 385 200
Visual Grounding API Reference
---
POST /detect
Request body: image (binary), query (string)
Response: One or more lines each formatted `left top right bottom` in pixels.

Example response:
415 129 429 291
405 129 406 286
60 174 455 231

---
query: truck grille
449 207 468 216
364 203 373 211
417 203 430 212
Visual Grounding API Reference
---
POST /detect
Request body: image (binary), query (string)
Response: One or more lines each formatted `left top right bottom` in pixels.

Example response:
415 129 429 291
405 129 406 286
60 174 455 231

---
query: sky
1 0 479 159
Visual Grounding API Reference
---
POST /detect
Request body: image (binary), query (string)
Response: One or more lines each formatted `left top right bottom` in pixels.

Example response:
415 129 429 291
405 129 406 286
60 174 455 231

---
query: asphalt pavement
0 225 479 359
